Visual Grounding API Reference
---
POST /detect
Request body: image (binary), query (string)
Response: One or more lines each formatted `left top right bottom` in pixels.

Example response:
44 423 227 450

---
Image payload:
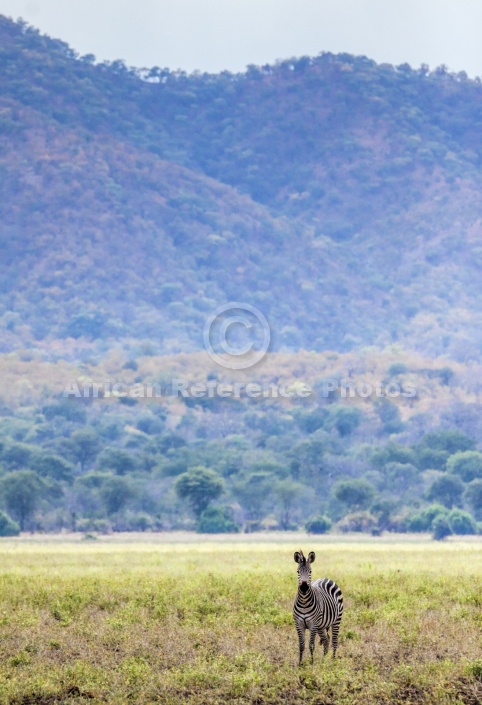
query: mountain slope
2 16 482 360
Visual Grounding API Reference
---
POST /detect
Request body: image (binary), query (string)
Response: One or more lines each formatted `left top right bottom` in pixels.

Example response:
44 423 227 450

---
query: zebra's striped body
293 550 343 665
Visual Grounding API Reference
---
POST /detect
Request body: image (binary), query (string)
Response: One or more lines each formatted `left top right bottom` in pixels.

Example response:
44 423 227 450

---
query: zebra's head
294 550 315 592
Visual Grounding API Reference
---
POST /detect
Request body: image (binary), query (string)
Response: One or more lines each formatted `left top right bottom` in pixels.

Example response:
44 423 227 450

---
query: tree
432 515 452 541
0 471 44 530
333 479 376 511
464 479 482 520
421 430 475 455
274 479 304 530
427 474 464 509
328 406 361 437
233 472 274 522
175 467 224 519
2 442 35 469
407 504 448 532
100 476 135 515
387 362 408 376
295 408 328 434
0 510 20 536
375 400 404 434
446 451 482 482
30 454 74 482
98 449 137 475
64 311 106 339
197 506 239 534
371 443 416 469
68 429 101 472
384 462 420 495
416 447 448 471
370 498 397 531
289 439 325 482
448 509 477 535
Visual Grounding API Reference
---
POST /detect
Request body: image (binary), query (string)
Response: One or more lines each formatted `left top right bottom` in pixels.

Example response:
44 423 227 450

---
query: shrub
407 504 448 532
76 518 111 534
337 511 378 533
466 659 482 681
197 506 240 534
305 516 332 534
432 515 452 540
0 510 20 537
113 512 154 532
448 509 477 535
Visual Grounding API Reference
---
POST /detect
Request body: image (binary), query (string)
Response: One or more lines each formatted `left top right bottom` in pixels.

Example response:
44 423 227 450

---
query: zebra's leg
319 627 329 656
309 627 317 664
331 618 342 658
295 621 305 666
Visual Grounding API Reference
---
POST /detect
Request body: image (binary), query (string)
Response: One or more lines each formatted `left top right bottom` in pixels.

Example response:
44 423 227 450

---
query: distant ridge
1 15 482 362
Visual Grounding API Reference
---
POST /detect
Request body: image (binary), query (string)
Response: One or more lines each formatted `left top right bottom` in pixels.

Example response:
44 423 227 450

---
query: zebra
293 549 343 665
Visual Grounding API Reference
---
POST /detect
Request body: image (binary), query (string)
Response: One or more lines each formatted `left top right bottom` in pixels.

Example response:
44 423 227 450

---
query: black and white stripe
293 549 343 665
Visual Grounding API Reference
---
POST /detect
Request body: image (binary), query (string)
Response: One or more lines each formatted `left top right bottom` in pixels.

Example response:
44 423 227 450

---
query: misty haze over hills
1 16 482 361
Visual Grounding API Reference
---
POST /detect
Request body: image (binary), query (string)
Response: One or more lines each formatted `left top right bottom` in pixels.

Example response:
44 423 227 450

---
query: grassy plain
0 534 480 705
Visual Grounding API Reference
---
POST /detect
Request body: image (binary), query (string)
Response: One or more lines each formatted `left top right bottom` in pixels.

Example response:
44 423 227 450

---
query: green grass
0 536 480 704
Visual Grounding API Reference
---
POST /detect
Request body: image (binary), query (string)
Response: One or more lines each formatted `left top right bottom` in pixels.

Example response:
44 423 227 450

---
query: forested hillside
0 348 481 536
2 16 482 359
1 16 482 535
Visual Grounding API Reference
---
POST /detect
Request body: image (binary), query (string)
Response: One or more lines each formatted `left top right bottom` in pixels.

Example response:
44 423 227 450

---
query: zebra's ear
294 551 301 563
308 551 315 563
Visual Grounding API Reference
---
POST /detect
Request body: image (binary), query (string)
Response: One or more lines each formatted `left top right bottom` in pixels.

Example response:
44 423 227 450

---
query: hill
1 16 482 360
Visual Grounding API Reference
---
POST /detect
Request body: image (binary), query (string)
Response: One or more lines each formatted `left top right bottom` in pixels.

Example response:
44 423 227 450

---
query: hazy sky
1 0 482 75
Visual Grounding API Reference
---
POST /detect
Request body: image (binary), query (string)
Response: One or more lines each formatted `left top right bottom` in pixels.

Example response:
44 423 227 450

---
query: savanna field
0 535 480 705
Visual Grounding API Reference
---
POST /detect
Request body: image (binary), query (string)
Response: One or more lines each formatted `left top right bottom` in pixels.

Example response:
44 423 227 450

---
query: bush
113 512 154 532
448 509 477 535
0 510 20 537
305 516 332 534
337 511 378 533
407 504 448 532
466 659 482 681
432 515 452 540
197 506 240 534
76 518 111 534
